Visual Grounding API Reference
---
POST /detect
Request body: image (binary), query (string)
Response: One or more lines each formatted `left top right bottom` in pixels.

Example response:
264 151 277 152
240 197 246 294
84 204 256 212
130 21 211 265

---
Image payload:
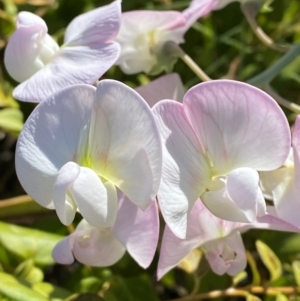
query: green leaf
276 293 289 301
0 221 64 265
0 272 49 301
256 240 282 282
246 294 262 301
32 282 72 300
65 293 104 301
14 259 44 284
104 274 159 301
0 108 23 133
292 261 300 287
246 251 261 285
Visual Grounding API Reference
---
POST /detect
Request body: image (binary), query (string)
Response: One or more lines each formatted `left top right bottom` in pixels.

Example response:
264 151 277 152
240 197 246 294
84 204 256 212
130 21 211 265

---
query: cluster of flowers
5 0 300 279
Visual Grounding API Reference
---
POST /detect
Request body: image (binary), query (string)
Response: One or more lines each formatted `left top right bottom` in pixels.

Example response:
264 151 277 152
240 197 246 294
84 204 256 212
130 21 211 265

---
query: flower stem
164 41 211 82
263 85 300 114
0 195 48 219
247 43 300 86
167 286 299 301
241 1 289 53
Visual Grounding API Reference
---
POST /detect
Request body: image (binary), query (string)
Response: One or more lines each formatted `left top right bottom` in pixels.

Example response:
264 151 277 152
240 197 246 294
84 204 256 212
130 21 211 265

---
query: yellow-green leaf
276 293 289 301
292 260 300 287
0 108 23 133
0 272 49 301
256 240 282 282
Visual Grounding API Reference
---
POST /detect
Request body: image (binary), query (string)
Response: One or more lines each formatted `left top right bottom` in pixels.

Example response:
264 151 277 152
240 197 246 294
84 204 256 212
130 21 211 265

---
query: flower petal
272 117 300 227
52 237 74 265
183 80 290 175
153 100 211 238
112 191 159 268
205 232 246 276
13 44 120 102
71 168 118 228
72 220 126 266
201 167 264 222
88 80 162 210
64 0 121 46
5 12 59 83
157 201 209 279
53 161 80 225
135 73 185 107
15 85 95 208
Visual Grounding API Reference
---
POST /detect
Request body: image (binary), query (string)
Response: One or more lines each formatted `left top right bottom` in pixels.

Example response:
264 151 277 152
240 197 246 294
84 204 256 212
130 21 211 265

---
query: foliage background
0 0 300 300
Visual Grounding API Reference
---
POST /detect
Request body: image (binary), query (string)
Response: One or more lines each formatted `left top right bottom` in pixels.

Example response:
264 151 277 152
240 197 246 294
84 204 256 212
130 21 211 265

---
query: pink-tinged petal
53 162 80 225
116 11 186 74
202 167 264 223
247 207 300 233
72 220 126 267
112 191 159 268
71 168 118 228
205 232 246 276
64 0 121 46
15 85 95 209
13 44 119 102
271 117 300 227
5 12 59 83
183 80 290 175
157 201 209 279
120 10 186 33
153 100 211 238
135 73 185 107
88 80 162 210
226 167 266 219
181 0 218 34
52 237 74 265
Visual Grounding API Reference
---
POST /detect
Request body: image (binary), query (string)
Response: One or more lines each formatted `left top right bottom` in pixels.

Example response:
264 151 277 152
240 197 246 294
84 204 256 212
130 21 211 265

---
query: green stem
247 43 300 86
241 2 289 53
164 41 211 82
263 85 300 114
167 286 299 301
0 195 48 219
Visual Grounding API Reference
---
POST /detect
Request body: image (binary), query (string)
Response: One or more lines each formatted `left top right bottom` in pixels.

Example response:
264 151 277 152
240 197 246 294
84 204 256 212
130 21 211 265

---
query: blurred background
0 0 300 300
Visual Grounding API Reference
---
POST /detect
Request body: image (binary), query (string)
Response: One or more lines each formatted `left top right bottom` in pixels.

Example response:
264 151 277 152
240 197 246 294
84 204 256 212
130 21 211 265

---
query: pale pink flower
5 1 121 102
53 191 159 269
16 80 162 229
135 73 185 107
115 4 215 75
260 116 300 227
153 80 290 238
158 200 299 279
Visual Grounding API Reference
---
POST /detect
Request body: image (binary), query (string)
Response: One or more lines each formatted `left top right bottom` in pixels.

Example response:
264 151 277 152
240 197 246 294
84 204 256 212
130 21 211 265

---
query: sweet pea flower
15 80 162 228
52 191 159 268
115 3 215 75
5 1 121 102
152 80 290 239
135 73 185 107
158 200 299 279
260 116 300 227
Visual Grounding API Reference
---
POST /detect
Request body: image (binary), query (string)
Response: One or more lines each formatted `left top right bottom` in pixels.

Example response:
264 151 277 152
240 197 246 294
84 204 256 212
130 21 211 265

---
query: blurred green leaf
32 282 72 300
0 272 49 301
233 270 248 286
246 251 261 285
79 277 103 293
256 240 282 282
0 221 64 265
247 294 262 301
276 293 289 301
0 108 23 132
292 261 300 287
14 259 44 284
65 293 104 301
104 274 159 301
